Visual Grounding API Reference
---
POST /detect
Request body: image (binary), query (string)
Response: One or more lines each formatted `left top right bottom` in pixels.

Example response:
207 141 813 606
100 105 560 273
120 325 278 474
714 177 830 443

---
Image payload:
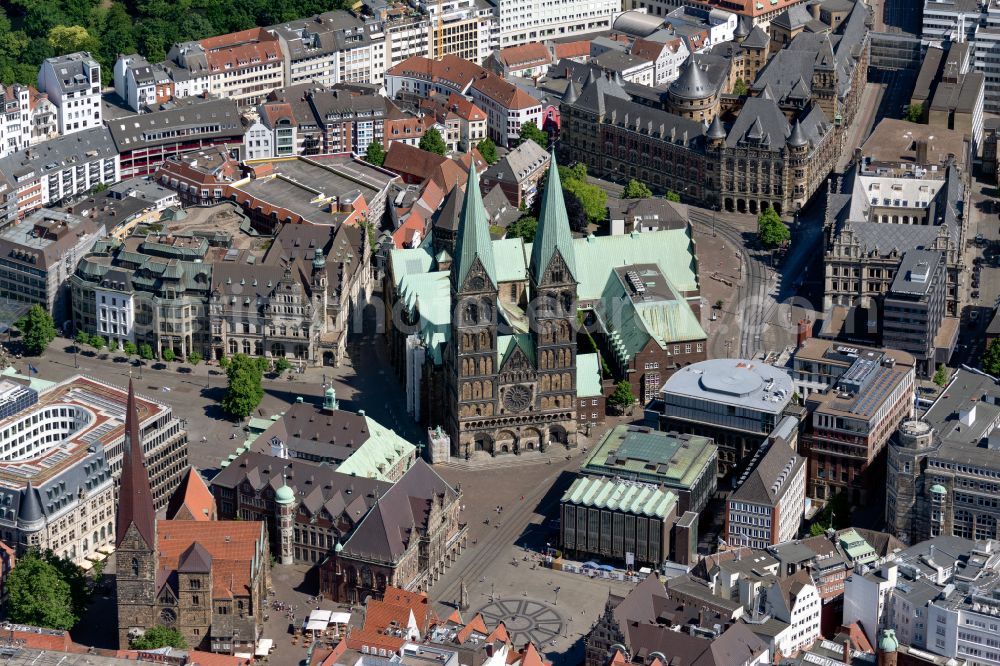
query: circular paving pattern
475 598 564 647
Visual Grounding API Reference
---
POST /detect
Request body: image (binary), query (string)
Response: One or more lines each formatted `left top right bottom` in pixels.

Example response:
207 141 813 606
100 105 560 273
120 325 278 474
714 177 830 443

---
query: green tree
505 216 537 242
47 25 93 53
984 337 1000 375
477 137 498 165
517 121 548 149
418 128 447 156
732 78 749 96
219 355 231 369
622 179 652 199
89 335 106 350
162 347 175 362
273 357 291 373
809 492 850 535
222 354 265 418
188 351 202 365
123 341 138 356
364 141 385 167
932 364 949 387
6 551 77 630
98 3 136 65
17 304 57 355
665 190 681 202
562 177 607 225
757 206 790 248
130 626 188 650
139 343 154 360
74 329 90 350
904 103 924 123
607 380 635 413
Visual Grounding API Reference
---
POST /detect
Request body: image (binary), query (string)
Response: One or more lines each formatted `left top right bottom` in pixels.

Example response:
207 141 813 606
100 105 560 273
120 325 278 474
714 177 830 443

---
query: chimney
915 139 929 165
797 319 811 347
960 402 977 426
843 639 851 664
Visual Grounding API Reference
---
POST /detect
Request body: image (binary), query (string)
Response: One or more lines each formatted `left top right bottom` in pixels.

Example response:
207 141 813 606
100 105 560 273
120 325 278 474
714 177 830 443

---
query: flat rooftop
582 424 717 489
234 156 395 224
661 359 793 414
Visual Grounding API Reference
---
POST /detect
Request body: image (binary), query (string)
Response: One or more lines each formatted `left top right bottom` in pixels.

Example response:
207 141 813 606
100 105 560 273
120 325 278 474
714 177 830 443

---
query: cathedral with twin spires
445 155 579 458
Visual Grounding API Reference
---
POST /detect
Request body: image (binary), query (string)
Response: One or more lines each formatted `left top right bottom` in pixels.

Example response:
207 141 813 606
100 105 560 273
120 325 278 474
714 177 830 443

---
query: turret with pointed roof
115 379 159 648
530 153 577 284
451 163 497 293
116 379 155 549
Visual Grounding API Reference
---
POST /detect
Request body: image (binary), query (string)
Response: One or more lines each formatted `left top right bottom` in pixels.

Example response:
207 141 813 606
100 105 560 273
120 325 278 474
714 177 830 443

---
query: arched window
131 557 140 577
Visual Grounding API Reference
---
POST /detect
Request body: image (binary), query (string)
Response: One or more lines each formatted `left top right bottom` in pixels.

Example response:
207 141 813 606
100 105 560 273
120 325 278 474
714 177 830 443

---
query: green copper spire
531 152 577 282
452 162 497 291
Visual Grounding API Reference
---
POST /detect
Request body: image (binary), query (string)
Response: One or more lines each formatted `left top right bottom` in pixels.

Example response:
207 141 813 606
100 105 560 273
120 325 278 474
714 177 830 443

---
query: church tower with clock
446 156 578 459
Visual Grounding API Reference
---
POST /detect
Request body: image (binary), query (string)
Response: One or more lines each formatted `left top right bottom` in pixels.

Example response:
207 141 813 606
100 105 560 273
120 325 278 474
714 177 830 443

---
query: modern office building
108 98 244 178
581 424 717 514
0 375 188 567
725 432 806 549
0 210 105 322
658 358 794 478
881 250 952 377
560 476 679 567
0 378 114 567
802 346 915 506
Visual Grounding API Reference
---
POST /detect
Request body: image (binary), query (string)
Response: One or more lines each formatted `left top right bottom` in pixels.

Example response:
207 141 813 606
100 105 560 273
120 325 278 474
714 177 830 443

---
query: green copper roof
336 416 416 481
452 163 497 290
562 476 676 518
879 630 898 653
531 153 577 282
838 528 877 563
930 483 947 494
576 353 602 398
582 425 717 491
597 268 706 364
498 334 536 368
493 238 528 282
275 484 295 504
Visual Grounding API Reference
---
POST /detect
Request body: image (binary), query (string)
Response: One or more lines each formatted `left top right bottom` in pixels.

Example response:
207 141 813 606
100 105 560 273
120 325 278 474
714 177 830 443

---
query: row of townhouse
384 54 545 146
114 6 501 113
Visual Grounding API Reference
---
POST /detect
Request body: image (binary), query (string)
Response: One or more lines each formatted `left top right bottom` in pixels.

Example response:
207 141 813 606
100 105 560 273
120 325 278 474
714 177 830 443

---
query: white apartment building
28 90 58 146
726 434 807 549
244 103 298 160
496 0 619 47
37 52 102 136
385 55 544 146
113 55 174 112
0 85 30 159
664 6 739 51
0 126 120 226
268 11 386 88
95 279 136 348
763 571 822 657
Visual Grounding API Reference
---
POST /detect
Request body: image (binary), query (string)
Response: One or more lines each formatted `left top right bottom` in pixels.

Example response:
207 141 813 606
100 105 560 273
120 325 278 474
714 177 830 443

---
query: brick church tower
115 379 158 648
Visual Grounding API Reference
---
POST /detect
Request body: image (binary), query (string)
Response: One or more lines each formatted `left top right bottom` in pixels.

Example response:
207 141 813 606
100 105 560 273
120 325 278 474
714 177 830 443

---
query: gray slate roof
339 459 458 563
108 98 242 152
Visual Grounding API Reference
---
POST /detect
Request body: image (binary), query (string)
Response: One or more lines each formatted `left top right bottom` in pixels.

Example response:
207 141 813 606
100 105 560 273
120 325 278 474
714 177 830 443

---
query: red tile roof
157 520 263 598
383 142 449 182
472 72 540 110
166 467 216 521
497 43 553 69
554 41 592 60
446 94 486 122
694 0 808 17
